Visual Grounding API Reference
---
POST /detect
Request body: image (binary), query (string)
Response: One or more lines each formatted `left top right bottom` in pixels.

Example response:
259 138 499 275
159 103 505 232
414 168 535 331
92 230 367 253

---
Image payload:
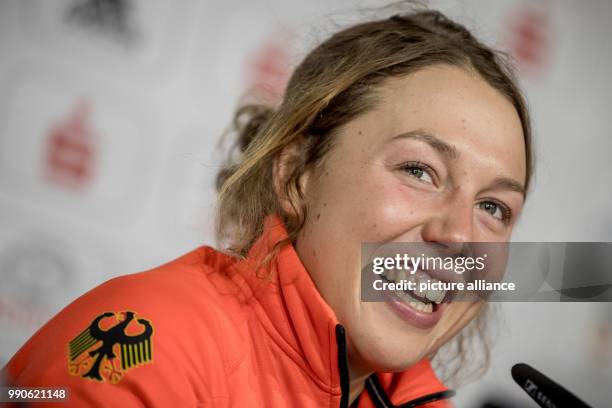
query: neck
348 358 373 405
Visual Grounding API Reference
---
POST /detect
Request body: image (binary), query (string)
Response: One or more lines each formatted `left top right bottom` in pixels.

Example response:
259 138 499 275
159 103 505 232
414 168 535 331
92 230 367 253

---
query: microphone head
511 363 590 408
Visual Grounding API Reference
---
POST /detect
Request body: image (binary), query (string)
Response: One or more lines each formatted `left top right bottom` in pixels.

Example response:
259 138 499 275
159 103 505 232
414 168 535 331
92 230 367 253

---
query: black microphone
511 363 591 408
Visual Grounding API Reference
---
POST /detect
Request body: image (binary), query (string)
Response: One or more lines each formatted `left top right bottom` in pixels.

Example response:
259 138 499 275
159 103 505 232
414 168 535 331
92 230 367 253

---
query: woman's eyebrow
390 130 459 160
487 177 526 198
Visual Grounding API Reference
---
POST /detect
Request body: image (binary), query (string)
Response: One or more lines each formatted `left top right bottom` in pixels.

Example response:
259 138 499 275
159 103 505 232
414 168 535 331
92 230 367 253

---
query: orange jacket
2 216 453 407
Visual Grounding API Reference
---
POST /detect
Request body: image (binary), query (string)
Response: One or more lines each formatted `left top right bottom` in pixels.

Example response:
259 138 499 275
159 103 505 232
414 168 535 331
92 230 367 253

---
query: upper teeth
383 268 447 304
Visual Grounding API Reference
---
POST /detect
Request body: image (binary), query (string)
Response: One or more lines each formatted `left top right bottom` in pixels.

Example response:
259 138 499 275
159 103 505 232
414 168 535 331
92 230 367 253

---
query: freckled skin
291 65 527 383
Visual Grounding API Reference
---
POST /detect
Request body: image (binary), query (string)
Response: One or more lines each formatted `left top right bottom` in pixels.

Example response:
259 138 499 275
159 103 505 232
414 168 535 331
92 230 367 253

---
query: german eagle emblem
67 311 153 384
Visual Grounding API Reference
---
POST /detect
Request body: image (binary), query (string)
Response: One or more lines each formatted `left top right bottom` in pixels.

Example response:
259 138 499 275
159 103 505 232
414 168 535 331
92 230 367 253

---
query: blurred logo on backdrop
44 100 97 191
0 239 76 331
504 1 554 77
17 0 195 75
64 0 141 48
245 29 295 103
0 66 159 225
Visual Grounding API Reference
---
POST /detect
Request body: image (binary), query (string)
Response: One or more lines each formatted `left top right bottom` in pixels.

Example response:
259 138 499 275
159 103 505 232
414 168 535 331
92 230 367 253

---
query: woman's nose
420 190 474 246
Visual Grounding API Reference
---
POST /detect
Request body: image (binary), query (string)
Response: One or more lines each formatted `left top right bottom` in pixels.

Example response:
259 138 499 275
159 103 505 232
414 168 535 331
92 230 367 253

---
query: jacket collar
232 215 453 406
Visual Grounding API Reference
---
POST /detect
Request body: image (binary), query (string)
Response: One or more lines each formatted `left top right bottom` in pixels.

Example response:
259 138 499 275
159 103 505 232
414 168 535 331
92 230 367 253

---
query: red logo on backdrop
245 29 295 103
504 2 554 77
44 101 97 190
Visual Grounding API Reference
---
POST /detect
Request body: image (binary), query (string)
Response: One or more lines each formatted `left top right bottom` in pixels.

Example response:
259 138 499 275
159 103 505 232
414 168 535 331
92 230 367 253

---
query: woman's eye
403 164 434 184
478 201 509 222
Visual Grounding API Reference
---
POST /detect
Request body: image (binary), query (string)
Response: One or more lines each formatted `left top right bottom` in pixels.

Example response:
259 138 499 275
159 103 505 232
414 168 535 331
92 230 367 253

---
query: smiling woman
215 7 532 407
2 4 533 408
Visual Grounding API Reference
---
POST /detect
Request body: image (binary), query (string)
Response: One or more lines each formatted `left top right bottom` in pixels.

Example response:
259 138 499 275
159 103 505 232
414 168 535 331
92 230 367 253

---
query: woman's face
294 65 527 374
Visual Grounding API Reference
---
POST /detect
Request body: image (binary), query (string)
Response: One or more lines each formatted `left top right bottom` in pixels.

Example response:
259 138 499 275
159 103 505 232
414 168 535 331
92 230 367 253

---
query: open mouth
380 267 454 314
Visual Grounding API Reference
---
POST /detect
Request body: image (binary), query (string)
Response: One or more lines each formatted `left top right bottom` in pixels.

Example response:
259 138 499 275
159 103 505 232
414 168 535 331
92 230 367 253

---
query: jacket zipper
335 324 350 408
366 374 455 408
335 324 455 408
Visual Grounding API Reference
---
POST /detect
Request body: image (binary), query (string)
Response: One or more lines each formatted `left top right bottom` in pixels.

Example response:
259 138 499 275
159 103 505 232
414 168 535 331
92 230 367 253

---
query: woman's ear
273 140 311 216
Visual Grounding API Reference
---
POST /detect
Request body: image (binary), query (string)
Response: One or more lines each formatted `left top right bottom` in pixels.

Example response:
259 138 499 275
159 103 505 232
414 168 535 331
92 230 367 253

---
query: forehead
362 64 527 180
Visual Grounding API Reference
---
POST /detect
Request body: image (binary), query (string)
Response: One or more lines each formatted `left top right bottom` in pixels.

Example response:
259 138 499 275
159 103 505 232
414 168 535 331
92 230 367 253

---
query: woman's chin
352 338 428 373
347 302 438 372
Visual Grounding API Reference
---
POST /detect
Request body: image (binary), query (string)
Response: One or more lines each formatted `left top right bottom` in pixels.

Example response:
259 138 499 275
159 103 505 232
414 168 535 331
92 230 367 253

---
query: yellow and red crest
67 311 154 384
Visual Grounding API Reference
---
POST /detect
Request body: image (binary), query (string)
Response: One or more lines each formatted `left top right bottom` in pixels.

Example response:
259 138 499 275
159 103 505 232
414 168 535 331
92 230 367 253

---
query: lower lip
382 291 446 329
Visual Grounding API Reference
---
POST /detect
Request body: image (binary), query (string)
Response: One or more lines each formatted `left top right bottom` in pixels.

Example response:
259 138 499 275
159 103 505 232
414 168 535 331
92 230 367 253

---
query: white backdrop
0 0 611 406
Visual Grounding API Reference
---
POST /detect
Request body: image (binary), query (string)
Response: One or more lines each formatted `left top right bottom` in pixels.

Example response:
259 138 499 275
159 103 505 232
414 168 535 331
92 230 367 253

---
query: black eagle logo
68 311 153 382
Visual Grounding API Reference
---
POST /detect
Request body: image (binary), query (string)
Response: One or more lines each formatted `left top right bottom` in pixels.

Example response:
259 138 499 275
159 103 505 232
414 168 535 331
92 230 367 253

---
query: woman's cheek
363 186 435 240
474 212 512 242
